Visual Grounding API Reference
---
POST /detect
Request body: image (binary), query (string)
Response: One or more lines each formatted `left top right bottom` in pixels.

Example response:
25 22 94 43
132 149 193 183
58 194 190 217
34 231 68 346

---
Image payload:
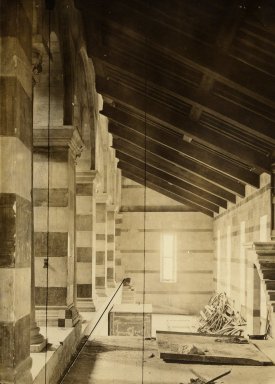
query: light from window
160 233 177 283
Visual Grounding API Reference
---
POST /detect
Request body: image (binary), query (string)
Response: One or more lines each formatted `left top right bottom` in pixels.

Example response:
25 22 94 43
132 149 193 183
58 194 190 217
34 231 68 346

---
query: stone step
122 286 135 291
258 255 275 263
269 301 275 312
261 269 275 279
121 300 136 304
259 261 275 269
265 280 275 290
255 242 275 255
122 291 136 296
122 297 136 302
122 290 135 295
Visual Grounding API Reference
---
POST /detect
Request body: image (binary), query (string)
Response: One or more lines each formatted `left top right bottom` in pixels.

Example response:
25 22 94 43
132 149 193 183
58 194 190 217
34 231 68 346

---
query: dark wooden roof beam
121 169 215 217
116 151 227 208
111 134 246 197
118 160 220 213
119 167 214 217
90 35 275 147
113 143 236 203
79 0 275 101
105 111 259 188
97 78 269 174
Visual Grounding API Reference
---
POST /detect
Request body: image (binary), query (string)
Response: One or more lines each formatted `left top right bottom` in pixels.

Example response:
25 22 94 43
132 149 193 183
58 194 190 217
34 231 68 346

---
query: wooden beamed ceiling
75 0 275 216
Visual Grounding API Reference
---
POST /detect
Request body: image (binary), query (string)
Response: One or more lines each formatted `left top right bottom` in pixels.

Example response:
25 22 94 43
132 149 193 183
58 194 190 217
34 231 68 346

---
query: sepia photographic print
1 0 275 383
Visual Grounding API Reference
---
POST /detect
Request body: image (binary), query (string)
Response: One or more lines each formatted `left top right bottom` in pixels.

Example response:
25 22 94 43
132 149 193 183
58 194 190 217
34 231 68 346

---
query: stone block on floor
109 303 152 337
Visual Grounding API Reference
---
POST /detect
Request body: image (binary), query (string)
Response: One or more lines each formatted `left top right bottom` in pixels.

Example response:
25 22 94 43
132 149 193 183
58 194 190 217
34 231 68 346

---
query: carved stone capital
76 170 98 184
33 126 84 159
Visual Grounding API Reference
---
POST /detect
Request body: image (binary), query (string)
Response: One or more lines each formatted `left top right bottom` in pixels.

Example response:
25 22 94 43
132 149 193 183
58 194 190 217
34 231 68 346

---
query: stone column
107 205 116 287
115 212 124 281
76 170 98 311
95 194 109 296
30 233 46 351
33 127 83 327
0 1 33 382
30 48 47 353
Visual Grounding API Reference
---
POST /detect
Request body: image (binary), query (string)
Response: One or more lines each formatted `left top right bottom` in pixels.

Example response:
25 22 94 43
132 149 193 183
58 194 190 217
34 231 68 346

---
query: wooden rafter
119 168 214 217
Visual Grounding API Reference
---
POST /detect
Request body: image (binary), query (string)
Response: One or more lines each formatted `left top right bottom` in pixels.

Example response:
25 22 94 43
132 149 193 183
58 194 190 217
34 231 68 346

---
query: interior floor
61 336 275 384
43 313 275 384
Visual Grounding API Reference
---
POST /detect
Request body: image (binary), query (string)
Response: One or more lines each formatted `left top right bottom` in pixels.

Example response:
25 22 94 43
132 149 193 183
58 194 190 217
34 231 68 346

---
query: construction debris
157 331 272 365
181 369 231 384
197 292 246 336
215 336 248 344
180 344 206 355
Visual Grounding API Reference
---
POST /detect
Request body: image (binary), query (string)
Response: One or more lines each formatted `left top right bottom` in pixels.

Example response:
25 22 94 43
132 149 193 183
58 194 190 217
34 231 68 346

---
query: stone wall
120 178 214 314
213 173 272 327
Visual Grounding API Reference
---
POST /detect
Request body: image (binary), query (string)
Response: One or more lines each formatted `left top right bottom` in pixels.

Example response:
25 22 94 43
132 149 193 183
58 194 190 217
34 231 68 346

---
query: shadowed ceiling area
75 0 275 217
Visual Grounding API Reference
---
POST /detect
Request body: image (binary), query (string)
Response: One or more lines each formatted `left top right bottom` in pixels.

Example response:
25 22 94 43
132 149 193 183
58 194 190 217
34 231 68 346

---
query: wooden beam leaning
111 133 245 198
113 143 236 203
116 150 227 208
119 169 214 217
98 81 260 188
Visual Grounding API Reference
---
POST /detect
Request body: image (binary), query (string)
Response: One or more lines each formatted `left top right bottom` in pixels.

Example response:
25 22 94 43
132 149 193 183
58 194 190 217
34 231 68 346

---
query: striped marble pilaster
76 170 98 311
107 205 116 287
33 127 83 327
95 194 109 296
0 1 33 382
115 213 124 281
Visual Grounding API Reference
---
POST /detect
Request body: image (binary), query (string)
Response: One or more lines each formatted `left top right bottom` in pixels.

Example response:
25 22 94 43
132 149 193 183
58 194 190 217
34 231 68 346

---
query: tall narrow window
160 233 177 283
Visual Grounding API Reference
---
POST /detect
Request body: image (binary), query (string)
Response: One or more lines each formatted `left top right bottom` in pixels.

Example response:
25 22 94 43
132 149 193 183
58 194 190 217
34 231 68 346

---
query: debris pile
180 344 206 355
181 369 231 384
197 292 246 336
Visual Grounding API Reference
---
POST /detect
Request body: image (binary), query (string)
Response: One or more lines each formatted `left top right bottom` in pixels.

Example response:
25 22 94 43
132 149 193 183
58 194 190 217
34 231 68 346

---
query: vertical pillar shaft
107 206 116 287
115 213 124 281
30 47 47 352
95 195 108 296
76 171 97 311
33 128 83 327
0 1 33 382
30 230 46 350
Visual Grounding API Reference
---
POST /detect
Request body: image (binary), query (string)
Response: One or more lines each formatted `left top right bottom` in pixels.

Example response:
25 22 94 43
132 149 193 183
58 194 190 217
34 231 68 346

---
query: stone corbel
32 48 43 86
69 128 85 160
33 126 85 159
76 170 98 184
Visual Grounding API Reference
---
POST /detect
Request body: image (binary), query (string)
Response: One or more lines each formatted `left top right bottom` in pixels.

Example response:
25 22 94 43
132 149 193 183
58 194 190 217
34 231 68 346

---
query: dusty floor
61 336 275 384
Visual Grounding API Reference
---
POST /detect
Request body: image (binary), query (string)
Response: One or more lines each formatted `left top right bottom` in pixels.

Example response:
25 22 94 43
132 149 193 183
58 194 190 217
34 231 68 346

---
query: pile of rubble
197 292 246 336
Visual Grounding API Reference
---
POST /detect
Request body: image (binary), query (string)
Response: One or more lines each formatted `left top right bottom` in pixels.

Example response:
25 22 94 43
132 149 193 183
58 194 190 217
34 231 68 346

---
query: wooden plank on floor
156 331 273 366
